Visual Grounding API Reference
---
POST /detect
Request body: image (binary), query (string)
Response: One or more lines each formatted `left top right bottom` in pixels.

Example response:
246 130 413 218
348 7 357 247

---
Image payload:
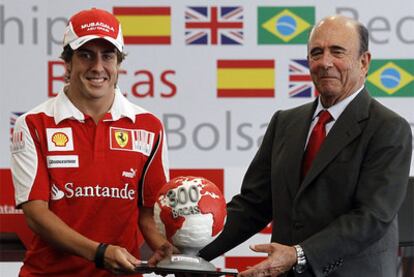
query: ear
360 51 371 77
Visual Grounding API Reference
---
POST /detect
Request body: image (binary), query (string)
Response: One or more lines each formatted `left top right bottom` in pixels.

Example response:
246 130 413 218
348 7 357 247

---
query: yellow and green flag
367 60 414 97
258 7 315 44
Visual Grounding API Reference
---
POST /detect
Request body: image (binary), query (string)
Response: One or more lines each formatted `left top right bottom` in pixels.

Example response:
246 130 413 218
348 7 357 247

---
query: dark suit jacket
199 89 412 277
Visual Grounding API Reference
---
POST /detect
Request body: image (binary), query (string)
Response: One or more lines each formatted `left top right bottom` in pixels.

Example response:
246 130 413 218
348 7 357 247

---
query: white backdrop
1 0 413 275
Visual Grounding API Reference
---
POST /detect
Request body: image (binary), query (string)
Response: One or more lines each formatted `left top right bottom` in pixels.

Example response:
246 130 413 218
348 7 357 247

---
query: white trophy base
157 254 216 271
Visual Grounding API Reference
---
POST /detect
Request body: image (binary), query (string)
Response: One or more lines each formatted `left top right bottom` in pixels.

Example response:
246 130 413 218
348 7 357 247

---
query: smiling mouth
86 77 108 84
320 76 338 80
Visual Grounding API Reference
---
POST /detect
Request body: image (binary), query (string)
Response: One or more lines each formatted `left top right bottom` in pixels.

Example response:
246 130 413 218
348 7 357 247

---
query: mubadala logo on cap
81 22 115 33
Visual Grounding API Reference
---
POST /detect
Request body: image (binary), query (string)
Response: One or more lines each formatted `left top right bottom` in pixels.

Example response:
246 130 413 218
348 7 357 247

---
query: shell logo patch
52 132 69 147
46 128 74 151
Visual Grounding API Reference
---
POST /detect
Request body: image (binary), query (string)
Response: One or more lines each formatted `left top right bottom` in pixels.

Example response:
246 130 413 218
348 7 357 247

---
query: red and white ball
154 176 227 250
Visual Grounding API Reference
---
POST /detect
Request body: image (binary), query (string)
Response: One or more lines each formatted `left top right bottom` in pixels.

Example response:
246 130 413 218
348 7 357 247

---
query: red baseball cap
63 8 124 52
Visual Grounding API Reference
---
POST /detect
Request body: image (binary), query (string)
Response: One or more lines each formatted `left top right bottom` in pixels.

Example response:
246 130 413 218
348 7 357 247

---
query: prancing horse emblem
115 131 129 148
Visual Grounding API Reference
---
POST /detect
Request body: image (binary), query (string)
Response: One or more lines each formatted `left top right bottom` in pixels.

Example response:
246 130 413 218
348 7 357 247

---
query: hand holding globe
153 176 227 271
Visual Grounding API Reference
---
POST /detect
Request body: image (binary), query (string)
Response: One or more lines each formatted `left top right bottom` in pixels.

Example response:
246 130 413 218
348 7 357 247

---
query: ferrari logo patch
115 130 129 148
110 127 155 156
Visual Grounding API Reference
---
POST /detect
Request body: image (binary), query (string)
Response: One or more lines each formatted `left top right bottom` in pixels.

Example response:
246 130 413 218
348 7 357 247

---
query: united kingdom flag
185 6 243 45
288 59 318 98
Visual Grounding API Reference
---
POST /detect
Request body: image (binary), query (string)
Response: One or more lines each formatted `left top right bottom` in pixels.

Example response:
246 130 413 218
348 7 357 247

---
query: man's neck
64 87 115 124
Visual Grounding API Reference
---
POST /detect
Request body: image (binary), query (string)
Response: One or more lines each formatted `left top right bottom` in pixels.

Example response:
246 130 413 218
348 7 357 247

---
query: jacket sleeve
11 114 50 207
199 112 280 261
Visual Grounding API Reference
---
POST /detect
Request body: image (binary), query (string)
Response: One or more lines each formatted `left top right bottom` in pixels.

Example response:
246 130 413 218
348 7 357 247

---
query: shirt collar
108 87 136 123
53 87 85 124
53 86 136 124
313 85 364 121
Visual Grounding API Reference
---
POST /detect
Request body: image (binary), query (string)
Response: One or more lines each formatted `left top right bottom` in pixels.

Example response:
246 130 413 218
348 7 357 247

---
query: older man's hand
238 243 297 277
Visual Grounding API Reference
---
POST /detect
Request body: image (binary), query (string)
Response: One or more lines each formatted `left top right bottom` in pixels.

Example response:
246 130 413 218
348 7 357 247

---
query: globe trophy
151 176 236 275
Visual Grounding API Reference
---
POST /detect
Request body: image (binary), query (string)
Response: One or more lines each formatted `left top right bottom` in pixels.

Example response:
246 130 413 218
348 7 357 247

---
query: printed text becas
48 61 176 98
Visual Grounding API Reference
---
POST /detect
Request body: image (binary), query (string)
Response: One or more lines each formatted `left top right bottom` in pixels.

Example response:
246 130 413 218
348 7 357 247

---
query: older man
199 15 412 277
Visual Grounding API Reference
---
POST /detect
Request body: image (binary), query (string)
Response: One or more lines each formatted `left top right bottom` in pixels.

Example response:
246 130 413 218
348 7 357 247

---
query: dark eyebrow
329 45 346 52
309 45 347 56
76 48 93 54
309 47 323 56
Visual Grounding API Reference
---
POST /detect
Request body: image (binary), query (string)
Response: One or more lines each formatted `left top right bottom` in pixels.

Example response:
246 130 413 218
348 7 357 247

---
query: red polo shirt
11 88 169 276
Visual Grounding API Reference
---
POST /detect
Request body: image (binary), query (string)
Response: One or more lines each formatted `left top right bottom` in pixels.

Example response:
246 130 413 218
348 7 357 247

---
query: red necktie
302 110 333 178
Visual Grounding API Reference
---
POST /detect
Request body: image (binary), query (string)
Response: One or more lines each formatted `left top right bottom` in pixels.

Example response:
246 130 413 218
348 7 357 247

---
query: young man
11 8 170 276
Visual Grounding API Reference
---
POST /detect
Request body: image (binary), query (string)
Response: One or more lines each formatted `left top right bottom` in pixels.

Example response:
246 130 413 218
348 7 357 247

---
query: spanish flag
217 60 275 98
113 7 171 44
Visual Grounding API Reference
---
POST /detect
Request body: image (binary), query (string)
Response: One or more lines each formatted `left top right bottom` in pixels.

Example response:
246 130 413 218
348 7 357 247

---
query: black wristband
95 243 109 268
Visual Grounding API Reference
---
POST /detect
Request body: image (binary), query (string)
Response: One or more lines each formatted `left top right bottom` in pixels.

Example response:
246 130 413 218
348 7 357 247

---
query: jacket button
294 222 304 229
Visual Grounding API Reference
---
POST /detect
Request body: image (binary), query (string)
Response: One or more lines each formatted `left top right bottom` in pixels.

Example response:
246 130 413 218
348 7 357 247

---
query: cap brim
69 35 123 52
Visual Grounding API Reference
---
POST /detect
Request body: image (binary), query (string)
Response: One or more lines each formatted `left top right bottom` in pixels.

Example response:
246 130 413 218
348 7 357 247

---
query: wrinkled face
65 39 119 102
307 17 370 106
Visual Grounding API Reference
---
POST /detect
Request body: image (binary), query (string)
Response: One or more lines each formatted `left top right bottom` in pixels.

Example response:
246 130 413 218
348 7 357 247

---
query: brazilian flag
367 60 414 97
258 7 315 44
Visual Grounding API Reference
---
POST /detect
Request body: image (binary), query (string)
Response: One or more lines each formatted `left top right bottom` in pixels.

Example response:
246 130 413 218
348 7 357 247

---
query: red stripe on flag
123 36 171 44
0 169 35 248
185 22 243 29
113 7 170 15
260 222 273 234
289 75 312 81
218 60 274 68
217 89 274 98
225 256 267 272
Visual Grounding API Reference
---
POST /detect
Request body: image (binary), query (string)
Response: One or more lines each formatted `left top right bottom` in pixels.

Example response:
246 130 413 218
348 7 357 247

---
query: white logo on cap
81 22 115 33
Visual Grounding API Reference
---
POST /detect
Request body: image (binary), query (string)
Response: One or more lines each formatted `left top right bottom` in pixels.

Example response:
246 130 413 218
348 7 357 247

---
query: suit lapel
297 89 371 197
283 102 316 199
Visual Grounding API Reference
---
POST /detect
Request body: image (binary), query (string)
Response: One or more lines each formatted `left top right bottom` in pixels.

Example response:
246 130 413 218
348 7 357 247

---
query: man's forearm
22 200 99 261
139 206 171 251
